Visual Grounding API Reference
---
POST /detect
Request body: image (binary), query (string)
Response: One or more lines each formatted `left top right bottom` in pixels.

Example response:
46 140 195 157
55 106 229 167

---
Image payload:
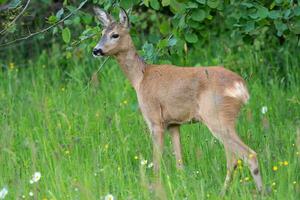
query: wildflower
237 159 242 165
261 106 268 114
29 191 34 197
104 194 114 200
147 162 153 168
140 159 148 166
272 166 278 171
249 154 254 159
30 172 41 184
0 187 8 199
283 161 288 166
9 62 14 70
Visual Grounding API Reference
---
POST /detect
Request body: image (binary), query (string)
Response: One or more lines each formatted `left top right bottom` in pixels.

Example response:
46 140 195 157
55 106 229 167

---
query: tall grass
0 46 299 199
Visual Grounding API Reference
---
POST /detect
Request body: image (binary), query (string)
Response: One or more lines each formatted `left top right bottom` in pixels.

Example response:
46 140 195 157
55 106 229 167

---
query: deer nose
93 48 104 56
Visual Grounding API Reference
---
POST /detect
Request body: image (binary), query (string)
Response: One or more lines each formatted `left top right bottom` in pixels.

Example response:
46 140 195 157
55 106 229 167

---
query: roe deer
92 7 263 194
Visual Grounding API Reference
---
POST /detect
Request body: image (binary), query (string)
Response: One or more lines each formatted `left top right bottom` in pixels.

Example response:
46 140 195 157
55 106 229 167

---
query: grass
0 48 300 200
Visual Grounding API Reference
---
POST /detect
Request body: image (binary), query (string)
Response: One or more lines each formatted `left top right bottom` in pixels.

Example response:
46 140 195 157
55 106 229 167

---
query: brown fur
93 8 263 195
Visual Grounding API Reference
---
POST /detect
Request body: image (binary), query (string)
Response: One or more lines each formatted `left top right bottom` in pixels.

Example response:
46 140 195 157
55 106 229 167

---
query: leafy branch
0 0 88 48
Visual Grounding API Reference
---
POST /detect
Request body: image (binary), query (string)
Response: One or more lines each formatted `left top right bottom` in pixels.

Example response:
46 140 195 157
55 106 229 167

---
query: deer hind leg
168 125 183 169
202 97 263 194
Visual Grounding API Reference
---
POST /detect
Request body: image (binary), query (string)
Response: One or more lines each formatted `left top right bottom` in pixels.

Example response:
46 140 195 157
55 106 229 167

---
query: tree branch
0 0 88 48
0 0 31 35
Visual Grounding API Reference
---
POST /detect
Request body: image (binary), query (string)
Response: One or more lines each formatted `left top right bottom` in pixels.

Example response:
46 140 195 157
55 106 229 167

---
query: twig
0 0 88 48
0 0 31 35
80 57 110 93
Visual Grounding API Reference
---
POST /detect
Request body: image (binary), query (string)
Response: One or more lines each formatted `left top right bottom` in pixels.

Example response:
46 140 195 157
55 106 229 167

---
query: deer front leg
151 125 165 175
168 125 183 169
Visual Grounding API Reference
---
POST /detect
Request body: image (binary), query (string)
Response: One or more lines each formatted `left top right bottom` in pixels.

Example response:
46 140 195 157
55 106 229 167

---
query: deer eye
111 34 119 39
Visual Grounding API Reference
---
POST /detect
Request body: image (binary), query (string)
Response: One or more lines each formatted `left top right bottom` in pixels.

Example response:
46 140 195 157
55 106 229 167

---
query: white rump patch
224 82 249 103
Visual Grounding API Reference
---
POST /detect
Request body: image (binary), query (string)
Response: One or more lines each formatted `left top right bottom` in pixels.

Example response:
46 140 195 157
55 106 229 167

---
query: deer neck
114 44 147 90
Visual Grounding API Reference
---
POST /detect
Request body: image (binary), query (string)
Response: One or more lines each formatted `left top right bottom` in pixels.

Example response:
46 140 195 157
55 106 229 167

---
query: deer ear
93 7 114 27
119 7 129 29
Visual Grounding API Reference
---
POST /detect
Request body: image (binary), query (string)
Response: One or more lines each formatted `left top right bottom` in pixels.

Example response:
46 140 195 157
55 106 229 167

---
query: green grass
0 50 300 200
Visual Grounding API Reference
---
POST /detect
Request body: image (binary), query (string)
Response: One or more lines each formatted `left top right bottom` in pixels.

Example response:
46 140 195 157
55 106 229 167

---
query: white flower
261 106 268 114
104 194 114 200
29 191 34 197
147 162 153 168
140 159 148 166
0 187 8 199
30 172 41 184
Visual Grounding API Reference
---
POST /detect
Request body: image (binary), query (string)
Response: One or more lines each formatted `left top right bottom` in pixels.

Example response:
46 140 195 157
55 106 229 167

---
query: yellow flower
9 62 15 69
283 161 288 166
272 166 278 171
249 154 254 159
237 159 242 165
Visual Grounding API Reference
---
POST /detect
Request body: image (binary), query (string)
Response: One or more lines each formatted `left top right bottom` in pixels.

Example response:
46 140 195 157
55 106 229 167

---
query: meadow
0 44 300 200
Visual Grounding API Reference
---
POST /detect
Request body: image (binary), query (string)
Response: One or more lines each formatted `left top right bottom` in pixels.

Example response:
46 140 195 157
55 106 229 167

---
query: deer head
93 7 131 57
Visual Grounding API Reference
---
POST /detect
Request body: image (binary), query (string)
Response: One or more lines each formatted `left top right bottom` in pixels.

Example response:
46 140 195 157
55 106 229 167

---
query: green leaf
150 0 160 10
162 0 170 7
191 9 206 22
244 21 255 33
159 21 170 35
186 2 198 8
62 27 71 43
257 6 268 19
168 37 177 46
289 19 300 34
294 6 300 16
196 0 206 4
56 8 64 20
8 0 21 8
207 0 219 9
269 10 281 19
143 0 149 7
274 20 287 36
47 15 58 24
184 32 198 43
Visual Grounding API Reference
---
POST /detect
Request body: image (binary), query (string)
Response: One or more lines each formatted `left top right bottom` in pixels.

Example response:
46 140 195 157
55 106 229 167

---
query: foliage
0 48 300 199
